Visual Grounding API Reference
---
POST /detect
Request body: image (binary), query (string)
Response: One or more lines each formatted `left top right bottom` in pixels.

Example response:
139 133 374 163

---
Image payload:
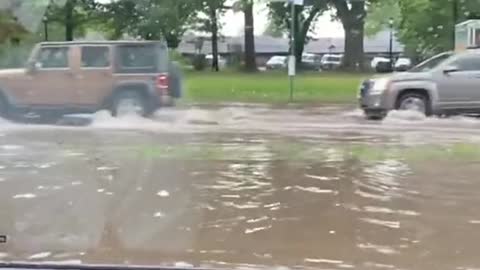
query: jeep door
436 54 480 109
26 46 75 106
73 45 114 107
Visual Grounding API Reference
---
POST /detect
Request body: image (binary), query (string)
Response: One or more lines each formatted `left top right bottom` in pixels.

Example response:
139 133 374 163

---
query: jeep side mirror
443 65 459 74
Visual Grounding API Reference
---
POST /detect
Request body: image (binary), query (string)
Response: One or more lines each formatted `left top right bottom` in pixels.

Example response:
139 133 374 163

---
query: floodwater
2 104 480 270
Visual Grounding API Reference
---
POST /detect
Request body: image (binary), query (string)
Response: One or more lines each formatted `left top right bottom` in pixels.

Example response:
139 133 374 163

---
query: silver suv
359 50 480 119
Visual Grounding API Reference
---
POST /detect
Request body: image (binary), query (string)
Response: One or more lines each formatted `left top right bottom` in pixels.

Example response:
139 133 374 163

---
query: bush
192 54 206 71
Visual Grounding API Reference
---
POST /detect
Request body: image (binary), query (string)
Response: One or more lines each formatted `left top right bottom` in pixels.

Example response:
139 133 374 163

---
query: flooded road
2 105 480 269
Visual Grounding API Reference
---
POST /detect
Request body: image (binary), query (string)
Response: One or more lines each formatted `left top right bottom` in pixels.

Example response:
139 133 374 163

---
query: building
178 30 404 66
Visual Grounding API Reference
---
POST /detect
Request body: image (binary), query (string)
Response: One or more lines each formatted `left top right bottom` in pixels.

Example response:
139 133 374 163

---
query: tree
329 0 367 70
268 0 327 65
0 10 28 44
263 20 285 38
366 0 480 57
194 0 227 71
230 0 257 71
46 0 99 41
364 0 399 37
99 0 196 48
98 0 137 40
238 0 257 71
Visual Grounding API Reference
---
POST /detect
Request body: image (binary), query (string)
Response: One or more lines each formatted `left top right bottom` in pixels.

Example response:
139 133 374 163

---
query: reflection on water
2 107 480 269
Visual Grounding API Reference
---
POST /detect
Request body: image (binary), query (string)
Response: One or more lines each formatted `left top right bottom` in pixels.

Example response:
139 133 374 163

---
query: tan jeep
0 41 180 119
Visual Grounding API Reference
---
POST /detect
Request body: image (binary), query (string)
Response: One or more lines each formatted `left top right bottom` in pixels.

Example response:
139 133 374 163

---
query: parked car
357 50 480 119
320 54 343 70
206 54 227 69
0 41 181 119
371 56 389 68
266 55 287 70
301 53 322 70
371 56 392 73
395 57 412 71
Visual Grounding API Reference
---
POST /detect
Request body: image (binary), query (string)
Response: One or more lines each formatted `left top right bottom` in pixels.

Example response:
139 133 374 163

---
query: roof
178 31 404 55
456 19 480 27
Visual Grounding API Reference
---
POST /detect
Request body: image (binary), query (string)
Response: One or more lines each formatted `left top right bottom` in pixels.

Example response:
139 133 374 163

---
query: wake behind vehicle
359 50 480 119
0 41 181 120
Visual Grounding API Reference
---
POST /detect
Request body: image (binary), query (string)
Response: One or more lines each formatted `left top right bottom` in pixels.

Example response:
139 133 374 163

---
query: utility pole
289 1 295 102
452 0 458 50
42 16 48 41
388 17 394 71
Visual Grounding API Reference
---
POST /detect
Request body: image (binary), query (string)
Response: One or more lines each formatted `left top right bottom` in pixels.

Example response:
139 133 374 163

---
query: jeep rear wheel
112 91 147 117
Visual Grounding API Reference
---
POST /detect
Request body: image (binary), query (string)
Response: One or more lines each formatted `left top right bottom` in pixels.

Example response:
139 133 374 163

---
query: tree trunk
343 21 364 71
289 5 320 66
209 6 219 72
244 1 257 72
333 0 366 71
65 0 75 41
295 35 305 65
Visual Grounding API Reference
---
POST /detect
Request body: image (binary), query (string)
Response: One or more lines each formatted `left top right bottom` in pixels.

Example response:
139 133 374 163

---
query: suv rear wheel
112 91 147 117
397 92 431 116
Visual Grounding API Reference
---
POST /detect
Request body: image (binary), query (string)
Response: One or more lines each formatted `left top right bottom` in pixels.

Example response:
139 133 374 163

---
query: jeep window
37 47 69 69
410 52 453 72
451 55 480 71
81 46 110 68
117 44 168 73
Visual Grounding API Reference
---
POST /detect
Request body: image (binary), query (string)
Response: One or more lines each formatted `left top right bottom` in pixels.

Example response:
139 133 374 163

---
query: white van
320 54 343 70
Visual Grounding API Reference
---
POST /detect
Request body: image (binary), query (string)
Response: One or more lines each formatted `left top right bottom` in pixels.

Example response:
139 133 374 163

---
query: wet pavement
1 104 480 269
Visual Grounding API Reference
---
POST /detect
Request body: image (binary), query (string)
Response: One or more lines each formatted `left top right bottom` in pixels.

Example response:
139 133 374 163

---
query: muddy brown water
2 105 480 270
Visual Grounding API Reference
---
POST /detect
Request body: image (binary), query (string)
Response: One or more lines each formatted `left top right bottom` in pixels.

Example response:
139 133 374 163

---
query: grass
184 71 368 104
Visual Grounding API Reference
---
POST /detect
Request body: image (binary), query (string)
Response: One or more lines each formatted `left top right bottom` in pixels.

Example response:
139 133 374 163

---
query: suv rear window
115 44 168 73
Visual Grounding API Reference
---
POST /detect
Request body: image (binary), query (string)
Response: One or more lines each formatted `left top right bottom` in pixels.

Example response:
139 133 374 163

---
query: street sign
288 56 296 76
290 0 304 5
262 0 308 5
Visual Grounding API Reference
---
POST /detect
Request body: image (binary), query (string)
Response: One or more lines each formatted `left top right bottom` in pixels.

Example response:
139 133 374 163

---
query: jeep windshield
409 52 454 72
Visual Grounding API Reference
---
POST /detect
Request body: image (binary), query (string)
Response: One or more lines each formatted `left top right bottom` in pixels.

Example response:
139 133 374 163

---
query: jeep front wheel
112 91 147 117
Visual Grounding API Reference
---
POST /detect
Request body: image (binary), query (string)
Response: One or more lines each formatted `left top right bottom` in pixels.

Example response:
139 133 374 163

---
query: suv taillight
156 73 169 94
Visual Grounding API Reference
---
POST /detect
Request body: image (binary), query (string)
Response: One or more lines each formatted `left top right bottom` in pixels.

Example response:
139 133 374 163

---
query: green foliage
46 0 100 40
0 10 28 44
396 0 480 55
267 0 327 63
190 0 227 33
365 0 400 37
263 20 285 37
100 0 197 48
